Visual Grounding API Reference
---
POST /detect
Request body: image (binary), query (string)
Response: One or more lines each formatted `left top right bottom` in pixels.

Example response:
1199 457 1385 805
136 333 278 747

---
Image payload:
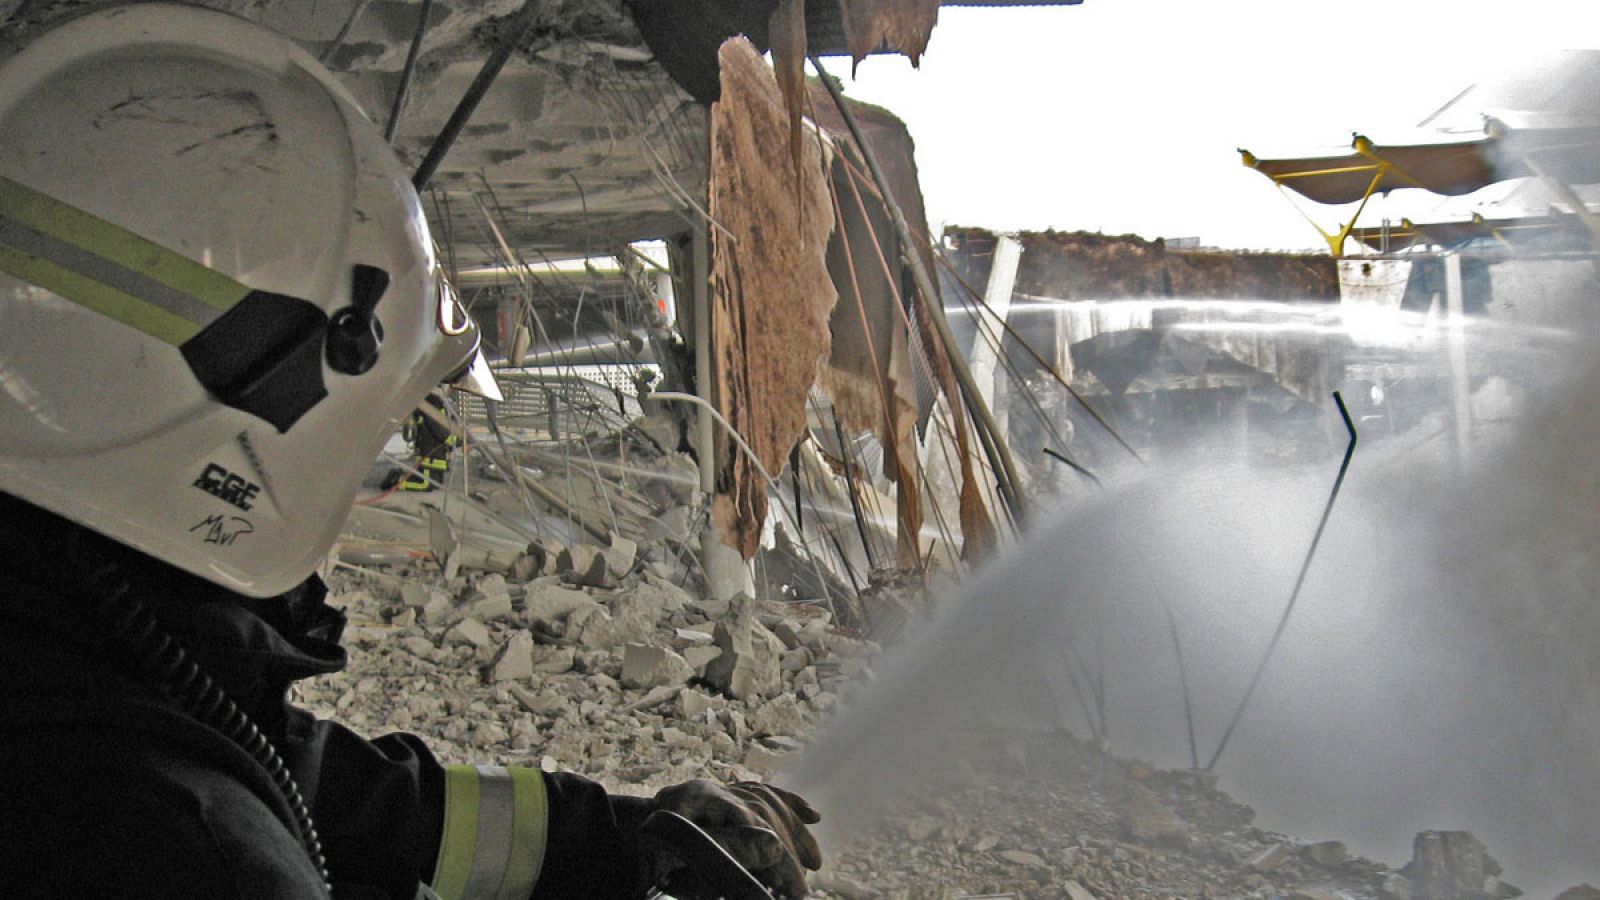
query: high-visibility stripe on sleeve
0 175 251 345
432 765 548 900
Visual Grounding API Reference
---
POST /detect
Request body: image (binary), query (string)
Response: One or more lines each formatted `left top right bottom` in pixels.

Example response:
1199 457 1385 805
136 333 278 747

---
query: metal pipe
319 0 373 63
937 250 1143 465
412 0 543 191
1207 391 1358 770
810 56 1027 522
384 0 432 144
690 225 715 495
831 406 879 572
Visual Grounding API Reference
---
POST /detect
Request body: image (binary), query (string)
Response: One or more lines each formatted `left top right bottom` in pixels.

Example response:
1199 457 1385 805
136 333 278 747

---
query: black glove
651 780 822 899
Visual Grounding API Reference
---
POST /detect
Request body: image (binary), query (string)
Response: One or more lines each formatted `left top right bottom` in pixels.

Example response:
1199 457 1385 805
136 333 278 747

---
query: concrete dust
789 313 1600 897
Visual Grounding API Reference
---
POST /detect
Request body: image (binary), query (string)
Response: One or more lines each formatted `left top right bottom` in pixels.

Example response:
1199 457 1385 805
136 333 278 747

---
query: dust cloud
787 283 1600 896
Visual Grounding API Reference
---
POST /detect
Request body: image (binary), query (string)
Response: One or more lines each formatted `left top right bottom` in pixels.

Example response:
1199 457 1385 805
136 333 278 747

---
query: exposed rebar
811 56 1026 523
384 0 431 144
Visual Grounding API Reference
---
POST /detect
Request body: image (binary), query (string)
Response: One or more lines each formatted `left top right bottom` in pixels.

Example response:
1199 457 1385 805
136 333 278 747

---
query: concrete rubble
321 468 1582 900
303 546 857 793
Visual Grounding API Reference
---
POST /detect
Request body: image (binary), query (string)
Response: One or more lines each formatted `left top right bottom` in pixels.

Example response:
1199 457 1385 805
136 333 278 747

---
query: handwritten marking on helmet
192 462 261 512
189 514 254 547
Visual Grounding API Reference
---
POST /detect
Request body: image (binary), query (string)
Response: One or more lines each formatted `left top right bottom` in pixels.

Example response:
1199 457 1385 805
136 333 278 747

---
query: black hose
1206 391 1358 771
412 0 544 191
90 576 331 892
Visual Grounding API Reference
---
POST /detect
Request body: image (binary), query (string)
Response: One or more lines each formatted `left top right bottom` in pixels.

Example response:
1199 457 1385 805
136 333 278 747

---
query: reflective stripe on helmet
0 175 249 343
432 765 548 900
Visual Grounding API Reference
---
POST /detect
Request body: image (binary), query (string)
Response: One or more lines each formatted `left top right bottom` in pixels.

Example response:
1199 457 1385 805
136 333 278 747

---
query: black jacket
0 509 653 900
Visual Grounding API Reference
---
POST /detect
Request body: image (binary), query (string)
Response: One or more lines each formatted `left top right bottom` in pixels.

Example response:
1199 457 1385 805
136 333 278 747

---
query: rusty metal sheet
838 0 940 66
769 0 808 175
815 101 993 561
820 151 924 567
708 37 838 558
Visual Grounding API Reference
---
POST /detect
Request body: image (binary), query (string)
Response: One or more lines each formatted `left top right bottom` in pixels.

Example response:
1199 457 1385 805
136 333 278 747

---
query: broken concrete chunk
399 582 434 608
780 647 812 673
421 595 455 626
748 694 807 737
742 744 791 775
708 732 738 761
456 593 514 624
1248 842 1293 872
605 534 637 577
676 688 715 720
997 849 1049 868
559 544 612 588
523 579 600 623
488 631 536 682
427 508 458 566
400 635 439 661
683 645 723 674
511 543 549 580
507 683 562 717
1380 872 1417 900
1062 880 1098 900
619 577 691 621
1119 783 1189 845
702 597 784 701
673 627 716 647
758 735 803 754
474 573 510 600
649 505 694 543
620 643 695 690
575 607 655 650
1408 831 1500 900
770 621 803 651
1554 887 1600 900
445 617 492 648
623 684 682 713
529 644 576 675
634 413 678 451
1306 840 1349 866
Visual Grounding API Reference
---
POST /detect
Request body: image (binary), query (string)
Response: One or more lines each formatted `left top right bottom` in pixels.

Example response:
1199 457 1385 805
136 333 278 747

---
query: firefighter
0 6 820 899
398 391 460 492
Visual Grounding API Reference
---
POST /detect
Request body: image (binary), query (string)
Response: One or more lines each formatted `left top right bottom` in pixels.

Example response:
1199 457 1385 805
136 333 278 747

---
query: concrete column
968 235 1023 419
1445 253 1471 467
692 221 752 602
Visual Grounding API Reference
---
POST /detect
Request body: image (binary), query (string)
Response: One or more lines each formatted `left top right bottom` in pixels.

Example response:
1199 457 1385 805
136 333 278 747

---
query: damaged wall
948 228 1340 303
707 38 838 557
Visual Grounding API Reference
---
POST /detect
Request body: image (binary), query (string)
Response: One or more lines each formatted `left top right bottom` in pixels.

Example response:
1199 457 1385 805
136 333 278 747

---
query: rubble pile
298 542 880 793
811 729 1537 900
309 486 1588 900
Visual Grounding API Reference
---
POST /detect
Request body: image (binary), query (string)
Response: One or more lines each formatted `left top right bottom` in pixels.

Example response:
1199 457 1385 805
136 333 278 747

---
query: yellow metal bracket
1240 145 1391 257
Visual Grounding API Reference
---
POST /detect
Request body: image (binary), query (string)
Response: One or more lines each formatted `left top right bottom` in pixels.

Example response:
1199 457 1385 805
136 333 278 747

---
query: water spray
1206 390 1358 771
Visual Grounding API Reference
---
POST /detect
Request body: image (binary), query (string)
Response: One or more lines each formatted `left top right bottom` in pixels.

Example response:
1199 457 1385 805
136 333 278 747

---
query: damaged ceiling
0 0 1070 561
0 0 1061 266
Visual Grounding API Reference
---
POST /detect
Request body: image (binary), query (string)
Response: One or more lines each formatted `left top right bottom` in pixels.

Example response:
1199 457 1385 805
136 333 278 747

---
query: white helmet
0 4 497 597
